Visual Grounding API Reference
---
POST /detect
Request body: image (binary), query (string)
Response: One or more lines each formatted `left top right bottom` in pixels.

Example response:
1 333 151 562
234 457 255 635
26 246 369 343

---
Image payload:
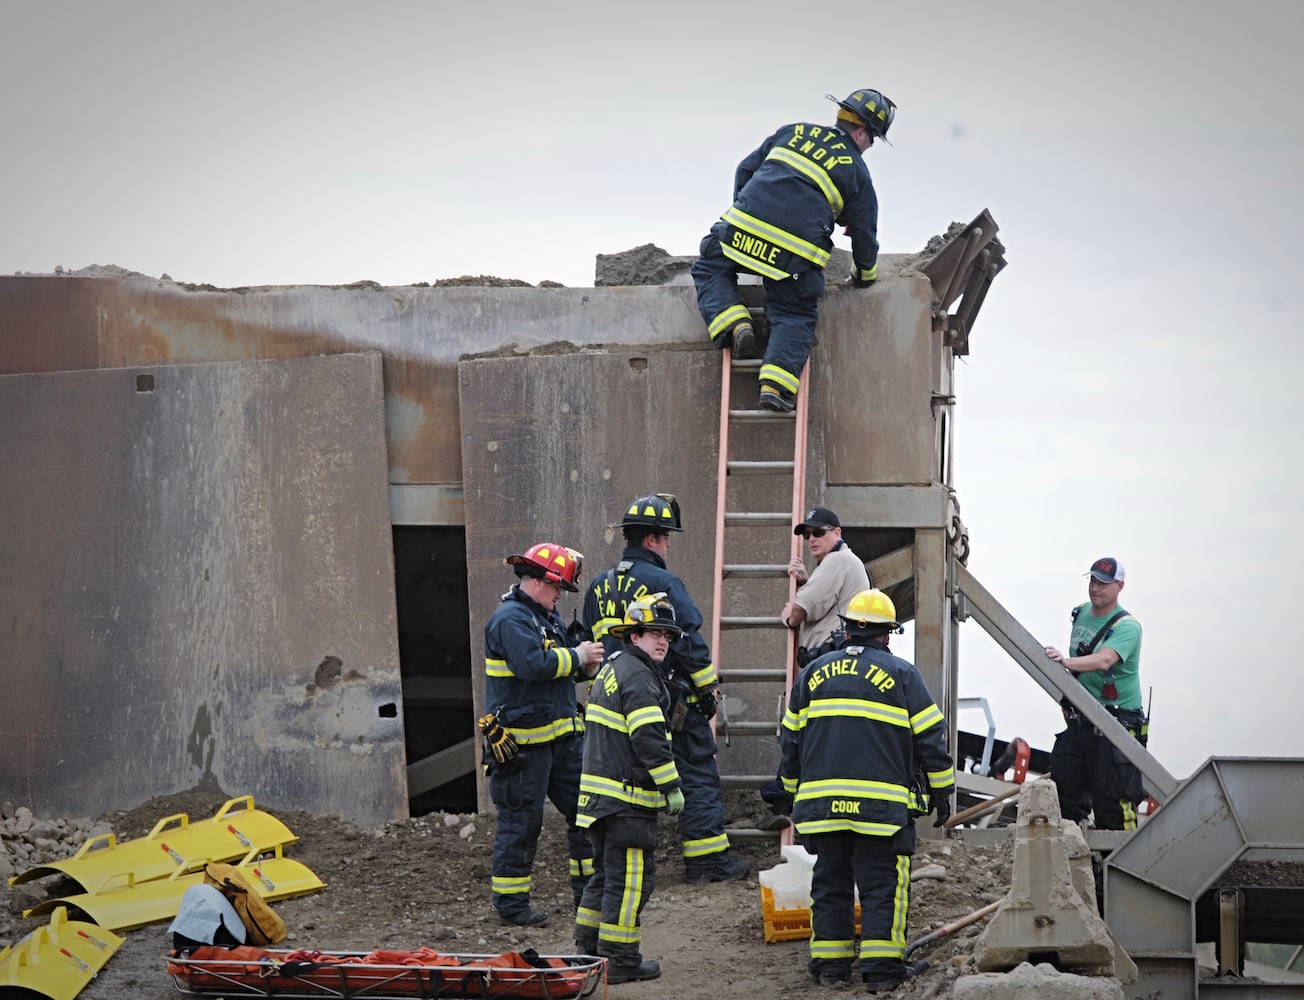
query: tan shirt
793 542 871 650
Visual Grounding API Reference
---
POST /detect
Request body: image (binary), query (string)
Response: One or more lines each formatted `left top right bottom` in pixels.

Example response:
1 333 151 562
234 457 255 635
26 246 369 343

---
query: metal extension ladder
710 330 810 846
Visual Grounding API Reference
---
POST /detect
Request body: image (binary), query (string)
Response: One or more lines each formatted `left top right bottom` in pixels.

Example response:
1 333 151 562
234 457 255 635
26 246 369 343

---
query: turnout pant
807 826 915 983
574 815 657 966
691 222 825 399
1050 713 1146 830
672 712 730 868
489 734 593 915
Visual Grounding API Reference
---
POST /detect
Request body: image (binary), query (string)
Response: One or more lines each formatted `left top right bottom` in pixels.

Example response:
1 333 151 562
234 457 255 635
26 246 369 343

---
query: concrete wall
0 255 961 819
0 352 407 824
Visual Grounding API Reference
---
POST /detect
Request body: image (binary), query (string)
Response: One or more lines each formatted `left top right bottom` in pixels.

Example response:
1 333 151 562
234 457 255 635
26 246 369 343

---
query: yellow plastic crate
760 886 861 943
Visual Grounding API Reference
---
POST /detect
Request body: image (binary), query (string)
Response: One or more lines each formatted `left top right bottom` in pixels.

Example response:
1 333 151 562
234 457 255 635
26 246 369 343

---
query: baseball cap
1088 557 1125 584
794 507 840 535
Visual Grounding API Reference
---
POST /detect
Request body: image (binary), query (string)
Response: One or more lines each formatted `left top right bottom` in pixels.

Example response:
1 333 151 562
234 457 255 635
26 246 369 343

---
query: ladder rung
721 721 781 735
727 460 795 476
723 564 788 578
720 616 786 629
724 512 791 527
724 827 784 840
730 409 795 422
731 358 763 371
719 668 788 682
719 774 777 789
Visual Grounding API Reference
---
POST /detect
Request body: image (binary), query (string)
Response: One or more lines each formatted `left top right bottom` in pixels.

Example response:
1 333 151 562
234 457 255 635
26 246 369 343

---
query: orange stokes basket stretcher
165 945 605 999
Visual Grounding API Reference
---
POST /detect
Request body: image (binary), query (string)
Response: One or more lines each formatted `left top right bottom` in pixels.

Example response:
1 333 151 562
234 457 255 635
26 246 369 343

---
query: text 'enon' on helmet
839 588 904 633
827 88 896 142
609 592 683 640
505 542 583 592
610 493 683 532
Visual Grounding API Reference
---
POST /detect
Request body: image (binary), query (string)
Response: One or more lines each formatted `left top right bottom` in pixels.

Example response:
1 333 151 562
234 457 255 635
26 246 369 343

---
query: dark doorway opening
393 526 477 815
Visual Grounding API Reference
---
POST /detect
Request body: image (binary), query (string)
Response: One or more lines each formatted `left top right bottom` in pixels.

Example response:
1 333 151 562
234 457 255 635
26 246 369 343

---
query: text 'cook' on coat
582 546 718 694
577 645 682 827
483 585 588 745
722 121 879 283
778 637 955 837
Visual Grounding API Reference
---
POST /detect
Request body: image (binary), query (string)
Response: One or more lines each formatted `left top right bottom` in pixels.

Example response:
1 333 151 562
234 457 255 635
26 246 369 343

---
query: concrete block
953 961 1125 999
972 780 1119 974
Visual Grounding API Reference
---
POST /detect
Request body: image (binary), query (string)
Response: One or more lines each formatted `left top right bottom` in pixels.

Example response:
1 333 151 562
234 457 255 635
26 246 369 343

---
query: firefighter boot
606 958 661 984
732 323 759 360
759 385 796 413
498 907 549 928
863 959 929 993
684 853 751 884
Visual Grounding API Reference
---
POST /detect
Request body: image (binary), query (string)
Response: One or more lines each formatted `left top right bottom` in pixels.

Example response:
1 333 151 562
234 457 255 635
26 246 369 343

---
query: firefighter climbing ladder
710 328 810 846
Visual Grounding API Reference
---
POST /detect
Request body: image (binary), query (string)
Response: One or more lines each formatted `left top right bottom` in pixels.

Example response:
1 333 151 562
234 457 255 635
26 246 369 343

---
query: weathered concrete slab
954 961 1125 999
974 780 1125 976
0 352 407 824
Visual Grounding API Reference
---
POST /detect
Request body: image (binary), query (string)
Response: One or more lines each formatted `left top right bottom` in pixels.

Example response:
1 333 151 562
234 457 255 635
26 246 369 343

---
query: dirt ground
4 789 1014 999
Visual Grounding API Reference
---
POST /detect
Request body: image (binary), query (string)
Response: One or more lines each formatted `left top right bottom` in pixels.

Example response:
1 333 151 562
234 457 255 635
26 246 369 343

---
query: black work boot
684 854 751 883
863 959 928 993
497 907 549 928
606 958 661 984
759 385 796 413
732 323 759 360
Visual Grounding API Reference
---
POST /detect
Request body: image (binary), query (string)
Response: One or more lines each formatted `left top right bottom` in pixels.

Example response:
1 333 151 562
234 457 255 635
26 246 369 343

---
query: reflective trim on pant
575 816 657 966
807 827 913 980
692 221 825 390
758 267 822 396
673 715 728 864
691 225 751 344
489 735 593 913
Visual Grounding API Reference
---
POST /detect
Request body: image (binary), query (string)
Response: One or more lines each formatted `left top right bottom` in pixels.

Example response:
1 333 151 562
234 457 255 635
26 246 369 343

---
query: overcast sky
5 2 1302 785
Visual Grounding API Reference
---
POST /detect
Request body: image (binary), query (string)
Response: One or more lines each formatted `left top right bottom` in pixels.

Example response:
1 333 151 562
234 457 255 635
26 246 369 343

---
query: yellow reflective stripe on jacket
591 616 623 642
626 704 667 735
722 207 831 268
798 818 902 837
765 146 845 216
551 646 575 678
511 717 583 744
910 704 944 734
579 774 664 809
586 703 628 734
806 698 911 728
722 242 789 280
795 777 910 805
686 661 719 688
648 759 680 786
486 648 576 681
928 765 956 788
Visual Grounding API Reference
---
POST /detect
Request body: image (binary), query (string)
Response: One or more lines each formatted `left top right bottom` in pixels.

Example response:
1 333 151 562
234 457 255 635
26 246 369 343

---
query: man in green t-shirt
1043 556 1146 830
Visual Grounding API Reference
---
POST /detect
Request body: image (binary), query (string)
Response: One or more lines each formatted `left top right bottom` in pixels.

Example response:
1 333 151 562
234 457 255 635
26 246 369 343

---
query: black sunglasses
800 527 830 539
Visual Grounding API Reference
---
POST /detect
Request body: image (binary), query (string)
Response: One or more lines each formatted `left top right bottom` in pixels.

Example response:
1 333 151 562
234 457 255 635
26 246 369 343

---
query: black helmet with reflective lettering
827 88 896 143
610 493 683 532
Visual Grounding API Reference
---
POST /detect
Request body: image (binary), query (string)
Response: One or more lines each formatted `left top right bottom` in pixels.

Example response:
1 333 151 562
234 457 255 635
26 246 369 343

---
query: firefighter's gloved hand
932 796 952 829
694 687 719 720
665 789 685 816
479 714 517 765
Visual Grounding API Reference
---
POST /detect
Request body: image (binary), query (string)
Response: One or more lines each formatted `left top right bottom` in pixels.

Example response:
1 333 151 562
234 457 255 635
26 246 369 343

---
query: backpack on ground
203 862 287 945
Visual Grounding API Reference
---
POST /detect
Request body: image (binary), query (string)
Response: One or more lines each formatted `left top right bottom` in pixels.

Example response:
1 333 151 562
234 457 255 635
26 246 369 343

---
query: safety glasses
800 527 829 539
